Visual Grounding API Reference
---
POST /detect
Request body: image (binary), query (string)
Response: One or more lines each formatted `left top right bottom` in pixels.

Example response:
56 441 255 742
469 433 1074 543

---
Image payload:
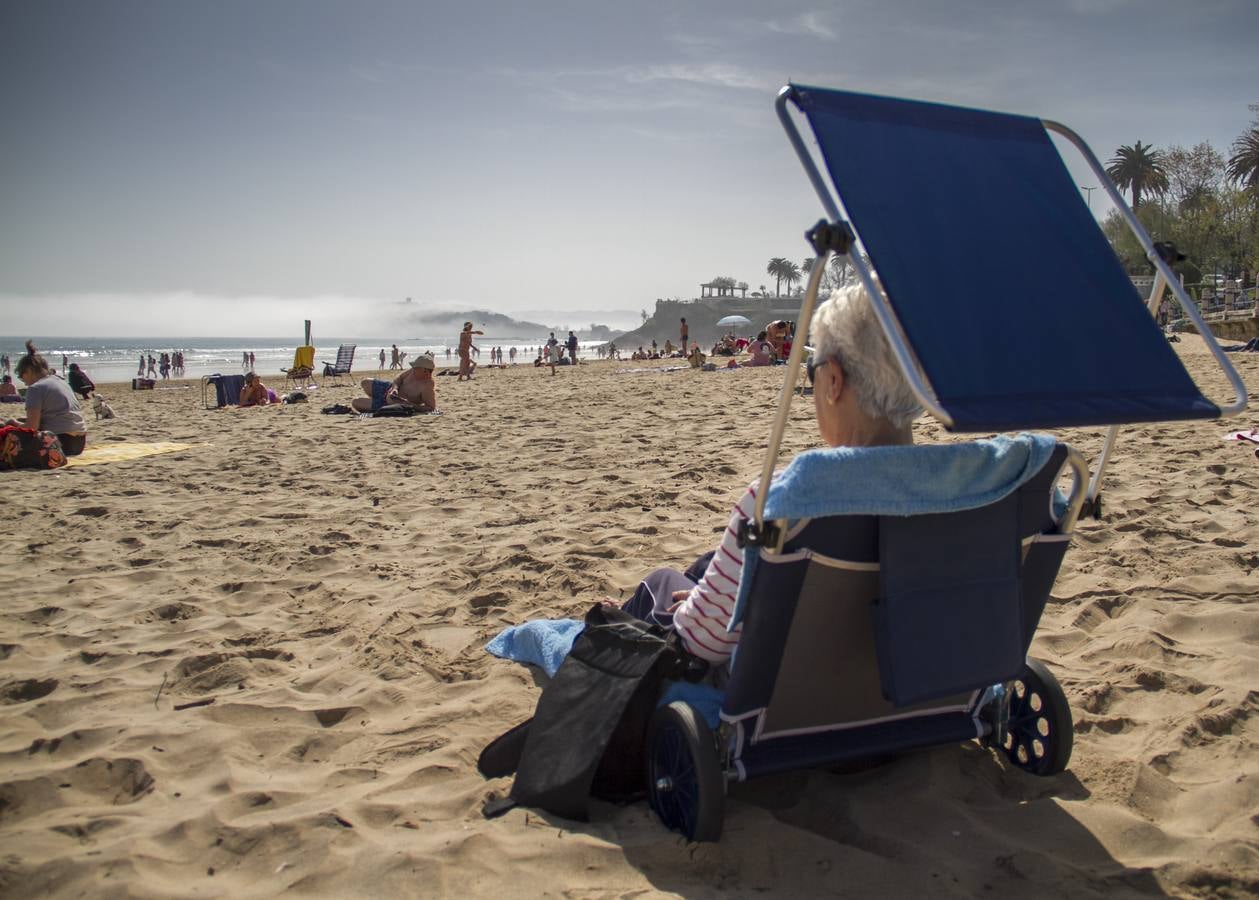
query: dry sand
1 342 1256 898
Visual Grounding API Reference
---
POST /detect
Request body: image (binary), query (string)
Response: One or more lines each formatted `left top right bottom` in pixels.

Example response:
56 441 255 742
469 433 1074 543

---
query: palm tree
1227 119 1259 192
1106 141 1169 209
781 261 803 295
766 257 790 297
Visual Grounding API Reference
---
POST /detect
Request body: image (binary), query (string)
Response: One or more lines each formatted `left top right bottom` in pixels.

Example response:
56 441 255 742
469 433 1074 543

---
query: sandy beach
1 341 1256 898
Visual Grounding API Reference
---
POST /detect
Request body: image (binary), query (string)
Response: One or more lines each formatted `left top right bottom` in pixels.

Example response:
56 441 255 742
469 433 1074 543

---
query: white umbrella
716 315 751 327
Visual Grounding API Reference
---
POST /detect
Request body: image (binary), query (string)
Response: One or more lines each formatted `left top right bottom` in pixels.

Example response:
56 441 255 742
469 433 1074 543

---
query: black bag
480 604 706 822
372 403 416 417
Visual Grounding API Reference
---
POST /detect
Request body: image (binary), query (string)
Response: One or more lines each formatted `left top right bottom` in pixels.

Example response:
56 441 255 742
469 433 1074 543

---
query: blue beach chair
644 85 1247 842
321 344 356 386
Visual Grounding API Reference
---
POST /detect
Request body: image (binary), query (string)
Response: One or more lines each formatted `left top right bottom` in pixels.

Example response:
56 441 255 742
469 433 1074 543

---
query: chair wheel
646 701 725 842
1000 658 1073 776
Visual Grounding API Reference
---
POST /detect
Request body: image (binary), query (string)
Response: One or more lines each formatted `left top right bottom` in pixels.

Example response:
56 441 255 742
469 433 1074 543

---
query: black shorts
58 433 87 456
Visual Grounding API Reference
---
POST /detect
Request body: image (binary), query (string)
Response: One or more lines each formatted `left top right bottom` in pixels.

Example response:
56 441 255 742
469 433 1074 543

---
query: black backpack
480 603 706 821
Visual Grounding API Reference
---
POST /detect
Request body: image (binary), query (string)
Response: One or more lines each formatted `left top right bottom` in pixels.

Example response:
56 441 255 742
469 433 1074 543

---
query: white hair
809 282 922 428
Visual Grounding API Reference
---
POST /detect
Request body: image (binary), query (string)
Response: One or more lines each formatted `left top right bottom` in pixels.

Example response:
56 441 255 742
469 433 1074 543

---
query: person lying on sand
239 372 275 407
352 353 437 413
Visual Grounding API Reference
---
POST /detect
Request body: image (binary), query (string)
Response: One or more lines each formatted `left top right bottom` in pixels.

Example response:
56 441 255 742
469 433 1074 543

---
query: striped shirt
671 484 759 664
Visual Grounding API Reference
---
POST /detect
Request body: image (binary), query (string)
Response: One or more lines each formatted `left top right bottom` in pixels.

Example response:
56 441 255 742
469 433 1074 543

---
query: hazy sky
2 0 1256 337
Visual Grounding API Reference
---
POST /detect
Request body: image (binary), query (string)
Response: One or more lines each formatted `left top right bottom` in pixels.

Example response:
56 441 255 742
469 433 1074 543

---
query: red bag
0 426 67 471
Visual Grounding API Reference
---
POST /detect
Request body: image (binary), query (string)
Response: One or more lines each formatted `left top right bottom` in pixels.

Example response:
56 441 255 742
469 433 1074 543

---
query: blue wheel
646 702 724 842
1001 658 1073 776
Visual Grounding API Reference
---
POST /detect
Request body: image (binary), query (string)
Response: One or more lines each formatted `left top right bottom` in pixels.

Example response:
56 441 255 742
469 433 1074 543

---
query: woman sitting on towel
744 331 774 367
623 283 921 665
12 340 88 455
352 353 437 413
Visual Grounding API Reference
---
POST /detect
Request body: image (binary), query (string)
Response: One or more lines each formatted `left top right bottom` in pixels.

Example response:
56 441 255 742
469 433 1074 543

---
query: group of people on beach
139 351 185 380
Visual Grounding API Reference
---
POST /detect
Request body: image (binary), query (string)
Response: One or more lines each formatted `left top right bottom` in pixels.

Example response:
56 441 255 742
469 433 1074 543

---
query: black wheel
646 701 725 842
1000 657 1073 776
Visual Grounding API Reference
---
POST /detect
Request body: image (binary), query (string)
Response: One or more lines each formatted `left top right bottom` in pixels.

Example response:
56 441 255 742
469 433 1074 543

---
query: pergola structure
700 282 748 298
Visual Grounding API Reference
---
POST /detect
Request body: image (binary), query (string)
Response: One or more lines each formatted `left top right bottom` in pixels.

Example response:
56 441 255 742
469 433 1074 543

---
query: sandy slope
1 342 1256 898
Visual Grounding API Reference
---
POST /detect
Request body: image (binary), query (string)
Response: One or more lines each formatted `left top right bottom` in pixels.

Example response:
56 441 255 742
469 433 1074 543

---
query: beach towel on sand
64 441 197 467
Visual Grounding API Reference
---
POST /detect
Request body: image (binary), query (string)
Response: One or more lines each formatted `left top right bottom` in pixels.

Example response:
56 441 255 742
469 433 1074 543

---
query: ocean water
0 335 603 386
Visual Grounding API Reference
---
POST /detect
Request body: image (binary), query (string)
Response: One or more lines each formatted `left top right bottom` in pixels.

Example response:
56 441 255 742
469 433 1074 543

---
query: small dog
91 394 116 420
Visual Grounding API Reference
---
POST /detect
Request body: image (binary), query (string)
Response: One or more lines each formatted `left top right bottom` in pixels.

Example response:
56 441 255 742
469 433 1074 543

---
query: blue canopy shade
790 85 1218 432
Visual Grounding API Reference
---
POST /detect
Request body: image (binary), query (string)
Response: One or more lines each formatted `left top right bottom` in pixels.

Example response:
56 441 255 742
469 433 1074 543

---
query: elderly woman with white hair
624 282 922 664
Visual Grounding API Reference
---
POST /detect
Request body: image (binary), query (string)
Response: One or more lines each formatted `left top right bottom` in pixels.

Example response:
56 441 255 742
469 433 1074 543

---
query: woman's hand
668 589 692 612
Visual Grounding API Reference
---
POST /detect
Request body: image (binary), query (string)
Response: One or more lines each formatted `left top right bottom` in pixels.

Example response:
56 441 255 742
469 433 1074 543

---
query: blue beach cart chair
644 85 1247 842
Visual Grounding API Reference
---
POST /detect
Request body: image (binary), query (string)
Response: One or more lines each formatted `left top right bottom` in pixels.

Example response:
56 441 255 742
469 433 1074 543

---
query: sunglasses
806 357 829 386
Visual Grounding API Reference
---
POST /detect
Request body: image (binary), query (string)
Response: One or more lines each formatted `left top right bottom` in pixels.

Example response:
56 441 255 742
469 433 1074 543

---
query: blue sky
2 0 1256 337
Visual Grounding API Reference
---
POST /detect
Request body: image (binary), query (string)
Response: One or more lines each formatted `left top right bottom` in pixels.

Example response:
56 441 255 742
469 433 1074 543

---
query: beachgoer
14 341 88 455
379 348 387 369
248 351 255 371
242 351 250 370
352 353 437 413
619 283 920 664
138 354 145 377
159 353 170 380
566 331 579 367
0 354 9 375
67 363 96 399
687 345 705 368
680 317 689 352
390 344 400 369
0 375 18 399
509 346 517 363
147 354 157 377
458 322 483 381
239 372 273 407
745 331 773 367
767 320 790 360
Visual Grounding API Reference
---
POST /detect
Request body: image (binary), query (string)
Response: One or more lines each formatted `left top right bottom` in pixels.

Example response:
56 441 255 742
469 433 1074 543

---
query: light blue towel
486 618 725 728
731 433 1061 630
485 618 583 678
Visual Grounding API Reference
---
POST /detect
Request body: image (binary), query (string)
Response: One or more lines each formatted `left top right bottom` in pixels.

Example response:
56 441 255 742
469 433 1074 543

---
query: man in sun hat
352 352 437 413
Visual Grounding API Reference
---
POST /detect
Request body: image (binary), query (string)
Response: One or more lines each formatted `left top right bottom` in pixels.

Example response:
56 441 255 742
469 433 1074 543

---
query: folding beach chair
201 374 245 409
642 85 1248 842
282 345 316 389
321 344 356 386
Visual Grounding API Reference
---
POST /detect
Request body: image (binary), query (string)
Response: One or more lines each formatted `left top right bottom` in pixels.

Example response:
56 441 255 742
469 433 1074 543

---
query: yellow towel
64 441 200 467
